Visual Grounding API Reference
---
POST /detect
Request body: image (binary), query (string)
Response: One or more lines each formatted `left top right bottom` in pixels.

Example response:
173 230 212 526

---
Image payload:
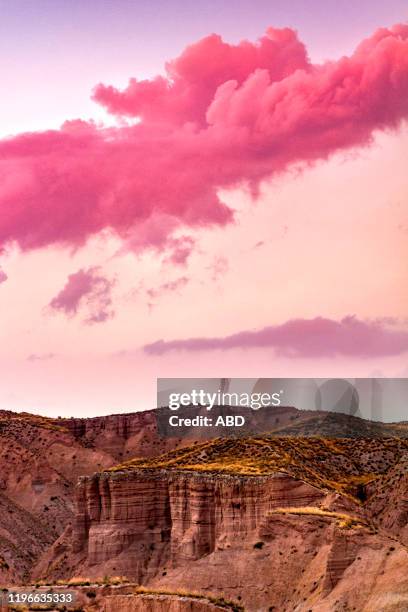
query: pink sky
0 5 407 416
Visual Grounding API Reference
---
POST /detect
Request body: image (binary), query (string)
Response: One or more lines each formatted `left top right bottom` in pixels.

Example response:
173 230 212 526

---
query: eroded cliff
56 436 408 612
73 469 324 577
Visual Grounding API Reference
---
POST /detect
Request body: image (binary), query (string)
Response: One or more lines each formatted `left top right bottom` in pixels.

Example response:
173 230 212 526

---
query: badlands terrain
0 407 407 611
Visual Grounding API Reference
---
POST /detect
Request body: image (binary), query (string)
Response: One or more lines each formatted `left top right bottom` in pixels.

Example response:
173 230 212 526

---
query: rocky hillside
0 409 183 582
32 436 408 612
0 583 243 611
1 409 408 610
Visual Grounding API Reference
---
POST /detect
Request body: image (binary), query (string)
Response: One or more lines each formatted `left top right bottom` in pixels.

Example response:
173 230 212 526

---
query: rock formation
51 436 408 611
1 409 408 611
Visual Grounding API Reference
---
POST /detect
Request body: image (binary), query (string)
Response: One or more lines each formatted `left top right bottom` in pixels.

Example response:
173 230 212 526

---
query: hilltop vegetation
108 435 408 499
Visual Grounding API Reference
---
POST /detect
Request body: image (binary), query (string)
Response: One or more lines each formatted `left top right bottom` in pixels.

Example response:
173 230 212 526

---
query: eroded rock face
2 409 408 611
0 585 240 612
168 472 324 564
100 594 234 612
0 410 183 582
366 457 408 545
73 469 324 579
67 466 408 612
0 491 56 583
54 412 159 461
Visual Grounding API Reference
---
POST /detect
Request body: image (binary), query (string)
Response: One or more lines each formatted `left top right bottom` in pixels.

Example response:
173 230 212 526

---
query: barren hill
1 408 408 611
46 435 408 611
0 409 183 582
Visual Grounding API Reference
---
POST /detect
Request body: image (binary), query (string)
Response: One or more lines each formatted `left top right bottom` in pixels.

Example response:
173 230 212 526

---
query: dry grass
45 575 129 587
0 411 66 433
16 582 244 611
133 586 244 610
106 436 408 500
270 506 366 528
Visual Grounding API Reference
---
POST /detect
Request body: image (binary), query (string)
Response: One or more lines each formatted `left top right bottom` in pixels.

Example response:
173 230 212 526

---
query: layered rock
100 594 238 612
54 411 160 460
0 409 182 582
168 471 324 564
0 584 242 612
73 469 324 579
2 408 408 610
67 466 408 612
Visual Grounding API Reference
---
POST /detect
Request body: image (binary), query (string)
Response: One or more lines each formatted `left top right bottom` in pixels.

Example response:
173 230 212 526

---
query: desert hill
0 408 184 583
48 434 408 611
1 408 408 610
107 435 408 500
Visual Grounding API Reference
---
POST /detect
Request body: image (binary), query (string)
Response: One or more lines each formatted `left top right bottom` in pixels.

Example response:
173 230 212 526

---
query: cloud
146 276 189 300
207 255 229 282
49 267 115 324
27 353 56 362
165 236 195 266
0 267 7 284
143 316 408 358
93 27 310 125
0 25 408 257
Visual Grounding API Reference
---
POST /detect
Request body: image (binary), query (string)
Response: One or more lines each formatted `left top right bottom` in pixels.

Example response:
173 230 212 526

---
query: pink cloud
49 267 115 324
0 25 407 256
27 353 56 362
93 27 310 125
143 316 408 358
146 276 189 301
207 255 229 282
0 267 7 284
164 236 195 266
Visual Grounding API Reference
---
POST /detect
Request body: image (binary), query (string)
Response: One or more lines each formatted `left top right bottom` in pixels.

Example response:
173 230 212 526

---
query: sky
0 0 407 417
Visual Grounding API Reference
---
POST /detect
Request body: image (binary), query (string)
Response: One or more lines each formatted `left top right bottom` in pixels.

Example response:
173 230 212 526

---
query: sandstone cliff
2 409 408 611
57 436 408 612
72 470 324 576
